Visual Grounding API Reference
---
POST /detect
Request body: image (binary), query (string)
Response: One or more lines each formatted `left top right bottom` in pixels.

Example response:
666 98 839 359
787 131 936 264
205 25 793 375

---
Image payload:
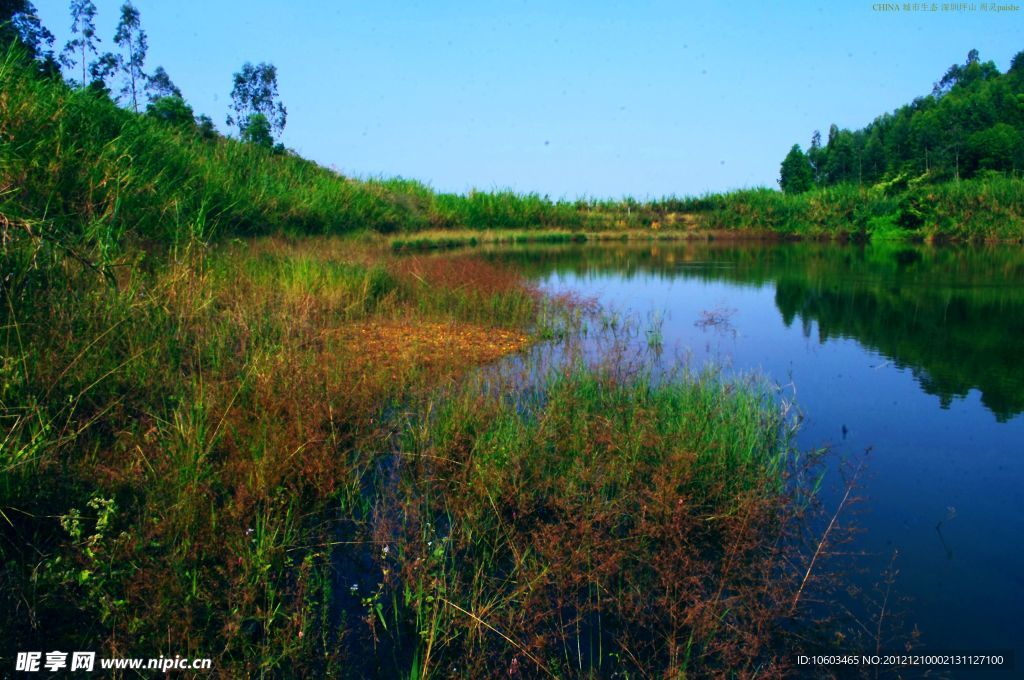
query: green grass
1 211 810 675
375 358 804 677
0 226 556 673
673 179 1024 241
1 42 1002 675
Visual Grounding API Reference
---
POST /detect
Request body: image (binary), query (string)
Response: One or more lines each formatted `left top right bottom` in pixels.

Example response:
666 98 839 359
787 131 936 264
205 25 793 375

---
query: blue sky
36 1 1024 199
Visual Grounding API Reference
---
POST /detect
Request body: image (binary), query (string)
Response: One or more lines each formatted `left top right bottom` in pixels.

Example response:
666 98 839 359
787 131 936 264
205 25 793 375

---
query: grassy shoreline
388 227 794 251
1 230 816 675
2 49 1021 254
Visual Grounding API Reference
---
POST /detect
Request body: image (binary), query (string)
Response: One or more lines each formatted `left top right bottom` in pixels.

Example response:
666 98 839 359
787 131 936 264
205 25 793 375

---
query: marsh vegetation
2 6 1023 675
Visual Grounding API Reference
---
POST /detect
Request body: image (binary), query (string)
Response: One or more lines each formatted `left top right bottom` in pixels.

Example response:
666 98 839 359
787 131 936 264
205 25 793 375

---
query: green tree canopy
965 122 1024 174
196 114 217 140
787 49 1024 188
779 144 814 194
87 50 118 95
1 0 54 63
146 65 180 101
228 62 286 141
146 95 194 128
240 112 274 148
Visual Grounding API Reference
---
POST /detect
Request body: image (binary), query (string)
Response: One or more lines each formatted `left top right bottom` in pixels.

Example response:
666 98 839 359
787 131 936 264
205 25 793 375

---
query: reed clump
360 359 808 678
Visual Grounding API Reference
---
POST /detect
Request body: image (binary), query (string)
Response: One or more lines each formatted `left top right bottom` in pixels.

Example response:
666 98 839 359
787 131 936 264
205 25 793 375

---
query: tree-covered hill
781 49 1024 193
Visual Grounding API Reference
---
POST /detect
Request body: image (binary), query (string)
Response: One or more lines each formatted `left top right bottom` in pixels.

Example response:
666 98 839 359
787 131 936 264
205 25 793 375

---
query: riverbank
388 227 790 251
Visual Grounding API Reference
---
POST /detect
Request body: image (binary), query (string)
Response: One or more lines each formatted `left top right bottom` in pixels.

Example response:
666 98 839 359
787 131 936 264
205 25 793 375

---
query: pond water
488 241 1024 660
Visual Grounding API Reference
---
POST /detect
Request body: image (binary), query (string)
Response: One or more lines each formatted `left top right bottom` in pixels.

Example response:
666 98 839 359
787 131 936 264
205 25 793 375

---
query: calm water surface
489 241 1024 659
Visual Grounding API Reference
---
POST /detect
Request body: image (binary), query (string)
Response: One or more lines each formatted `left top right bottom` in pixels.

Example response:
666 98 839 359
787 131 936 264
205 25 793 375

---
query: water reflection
481 240 1024 656
486 242 1024 421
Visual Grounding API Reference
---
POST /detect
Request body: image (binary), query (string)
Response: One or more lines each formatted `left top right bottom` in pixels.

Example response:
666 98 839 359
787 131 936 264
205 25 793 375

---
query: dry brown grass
337 320 529 378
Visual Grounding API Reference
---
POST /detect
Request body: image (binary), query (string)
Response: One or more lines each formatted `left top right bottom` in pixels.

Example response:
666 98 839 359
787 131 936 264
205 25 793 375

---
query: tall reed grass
362 355 807 677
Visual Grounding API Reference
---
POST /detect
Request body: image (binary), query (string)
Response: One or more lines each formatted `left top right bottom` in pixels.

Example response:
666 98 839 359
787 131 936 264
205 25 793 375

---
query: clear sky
36 1 1024 199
